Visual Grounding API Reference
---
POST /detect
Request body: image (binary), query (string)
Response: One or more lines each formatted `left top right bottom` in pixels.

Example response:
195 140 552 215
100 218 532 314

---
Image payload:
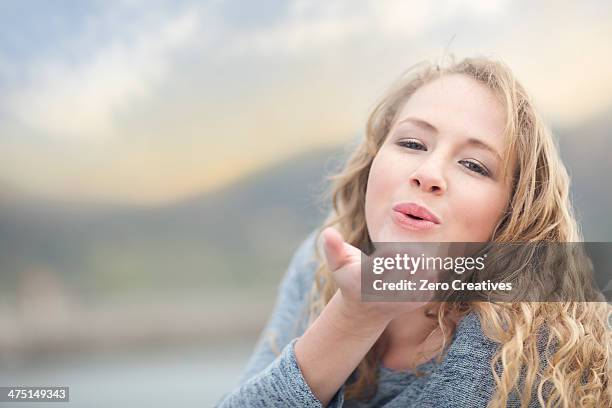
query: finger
322 227 361 271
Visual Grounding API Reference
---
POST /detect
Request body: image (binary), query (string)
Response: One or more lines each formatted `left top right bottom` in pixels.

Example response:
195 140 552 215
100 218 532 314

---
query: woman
216 56 610 407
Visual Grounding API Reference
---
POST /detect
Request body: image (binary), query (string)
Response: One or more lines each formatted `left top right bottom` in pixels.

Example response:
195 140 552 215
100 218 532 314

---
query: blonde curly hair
308 56 611 407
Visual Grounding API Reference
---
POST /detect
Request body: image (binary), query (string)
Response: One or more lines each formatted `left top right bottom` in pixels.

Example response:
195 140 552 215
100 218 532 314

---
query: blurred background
0 1 611 406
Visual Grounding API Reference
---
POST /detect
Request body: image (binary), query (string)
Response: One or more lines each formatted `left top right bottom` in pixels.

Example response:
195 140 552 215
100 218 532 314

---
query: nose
409 157 447 194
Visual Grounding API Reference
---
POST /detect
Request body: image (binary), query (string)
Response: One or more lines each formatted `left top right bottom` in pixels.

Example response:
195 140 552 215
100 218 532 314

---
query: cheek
453 184 508 239
365 153 397 226
367 157 392 198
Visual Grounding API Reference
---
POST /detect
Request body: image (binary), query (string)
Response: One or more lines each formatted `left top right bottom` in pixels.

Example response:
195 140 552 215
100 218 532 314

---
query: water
0 341 254 407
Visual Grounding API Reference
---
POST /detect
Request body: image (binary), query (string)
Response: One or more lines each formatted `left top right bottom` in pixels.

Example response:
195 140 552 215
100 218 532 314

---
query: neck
377 305 463 370
382 304 465 350
384 305 441 347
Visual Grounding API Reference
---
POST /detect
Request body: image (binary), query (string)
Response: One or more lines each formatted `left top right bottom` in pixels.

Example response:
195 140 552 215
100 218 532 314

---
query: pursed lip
392 202 441 224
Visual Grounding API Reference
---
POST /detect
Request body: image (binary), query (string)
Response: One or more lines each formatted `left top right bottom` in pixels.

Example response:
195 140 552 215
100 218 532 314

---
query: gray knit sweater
215 230 531 407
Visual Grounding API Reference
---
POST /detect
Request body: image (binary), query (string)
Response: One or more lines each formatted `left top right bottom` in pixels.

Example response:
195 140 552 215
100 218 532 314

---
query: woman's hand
321 227 435 325
295 227 438 406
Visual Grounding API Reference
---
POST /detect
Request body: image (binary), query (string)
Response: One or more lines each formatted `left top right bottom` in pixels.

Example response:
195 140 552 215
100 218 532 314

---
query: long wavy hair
308 56 611 407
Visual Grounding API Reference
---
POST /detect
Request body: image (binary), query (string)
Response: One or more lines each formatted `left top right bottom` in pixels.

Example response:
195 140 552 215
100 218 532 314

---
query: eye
460 160 490 177
397 139 427 151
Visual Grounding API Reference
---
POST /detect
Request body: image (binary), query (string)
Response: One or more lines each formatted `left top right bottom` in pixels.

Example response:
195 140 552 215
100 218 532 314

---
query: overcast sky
1 0 611 204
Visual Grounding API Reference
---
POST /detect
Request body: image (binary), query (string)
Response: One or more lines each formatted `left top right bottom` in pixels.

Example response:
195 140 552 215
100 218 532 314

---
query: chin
372 225 419 243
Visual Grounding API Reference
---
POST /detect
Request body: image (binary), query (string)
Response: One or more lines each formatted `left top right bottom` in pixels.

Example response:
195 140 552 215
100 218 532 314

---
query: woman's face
365 74 513 243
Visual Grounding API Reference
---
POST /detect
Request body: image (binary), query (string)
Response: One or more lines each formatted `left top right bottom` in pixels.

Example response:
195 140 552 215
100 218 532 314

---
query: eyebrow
396 117 502 161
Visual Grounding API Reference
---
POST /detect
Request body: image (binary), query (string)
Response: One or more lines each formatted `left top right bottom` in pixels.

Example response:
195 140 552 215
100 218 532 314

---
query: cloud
3 9 202 142
222 0 362 56
224 0 509 57
370 0 508 38
1 0 610 205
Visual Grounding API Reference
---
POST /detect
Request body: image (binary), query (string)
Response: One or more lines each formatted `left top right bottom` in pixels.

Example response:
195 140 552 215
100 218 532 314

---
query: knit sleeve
412 312 548 408
215 230 345 408
411 312 498 407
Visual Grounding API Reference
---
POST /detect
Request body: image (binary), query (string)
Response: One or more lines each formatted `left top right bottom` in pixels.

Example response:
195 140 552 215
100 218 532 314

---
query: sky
1 0 611 205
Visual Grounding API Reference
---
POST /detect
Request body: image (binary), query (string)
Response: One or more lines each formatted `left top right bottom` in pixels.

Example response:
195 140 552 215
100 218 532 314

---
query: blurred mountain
0 110 610 301
556 109 612 241
0 146 349 298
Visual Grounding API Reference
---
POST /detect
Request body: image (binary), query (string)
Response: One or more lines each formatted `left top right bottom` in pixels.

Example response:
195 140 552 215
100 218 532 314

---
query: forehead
394 74 507 149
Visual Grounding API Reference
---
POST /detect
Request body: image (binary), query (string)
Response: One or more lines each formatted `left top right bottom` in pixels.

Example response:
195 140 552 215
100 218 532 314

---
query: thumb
322 227 362 272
